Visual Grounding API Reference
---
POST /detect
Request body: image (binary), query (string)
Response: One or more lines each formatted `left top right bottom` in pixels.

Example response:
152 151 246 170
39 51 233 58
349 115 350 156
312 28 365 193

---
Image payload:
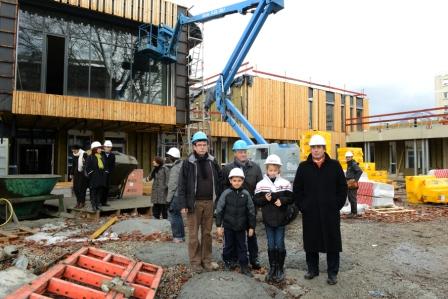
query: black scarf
195 152 210 179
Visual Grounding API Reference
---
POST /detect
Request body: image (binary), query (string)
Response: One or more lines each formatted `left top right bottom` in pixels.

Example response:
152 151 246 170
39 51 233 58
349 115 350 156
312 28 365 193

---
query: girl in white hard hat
254 154 293 283
215 167 256 277
85 141 107 212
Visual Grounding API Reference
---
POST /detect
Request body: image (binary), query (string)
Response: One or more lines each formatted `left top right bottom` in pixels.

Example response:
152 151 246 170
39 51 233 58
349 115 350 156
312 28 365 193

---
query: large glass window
308 87 313 129
16 7 172 105
326 91 335 131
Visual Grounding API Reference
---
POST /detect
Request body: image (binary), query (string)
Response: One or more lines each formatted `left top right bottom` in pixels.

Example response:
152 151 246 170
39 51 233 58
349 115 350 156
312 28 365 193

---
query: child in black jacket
216 168 256 277
254 154 293 283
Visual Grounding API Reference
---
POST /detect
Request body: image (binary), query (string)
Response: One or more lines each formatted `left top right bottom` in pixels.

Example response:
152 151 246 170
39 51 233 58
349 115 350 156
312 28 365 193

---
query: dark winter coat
167 159 183 203
178 153 222 212
293 153 348 253
221 159 263 196
86 154 107 189
150 166 169 204
254 175 294 227
345 160 363 181
102 151 116 175
71 151 89 192
215 187 256 231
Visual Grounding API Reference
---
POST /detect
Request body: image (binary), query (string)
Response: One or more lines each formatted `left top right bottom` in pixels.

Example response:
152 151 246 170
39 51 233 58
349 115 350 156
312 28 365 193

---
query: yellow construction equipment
421 178 448 204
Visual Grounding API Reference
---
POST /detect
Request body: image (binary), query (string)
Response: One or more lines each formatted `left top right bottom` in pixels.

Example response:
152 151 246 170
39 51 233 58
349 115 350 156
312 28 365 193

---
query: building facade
0 0 189 177
202 70 369 165
435 74 448 108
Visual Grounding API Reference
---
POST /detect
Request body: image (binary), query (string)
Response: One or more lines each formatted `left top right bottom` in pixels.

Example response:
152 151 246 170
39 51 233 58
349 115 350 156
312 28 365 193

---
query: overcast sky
173 0 448 114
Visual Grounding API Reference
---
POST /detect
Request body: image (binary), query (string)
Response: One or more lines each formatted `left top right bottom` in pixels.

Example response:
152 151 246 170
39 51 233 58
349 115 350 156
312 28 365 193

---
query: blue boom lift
136 0 299 180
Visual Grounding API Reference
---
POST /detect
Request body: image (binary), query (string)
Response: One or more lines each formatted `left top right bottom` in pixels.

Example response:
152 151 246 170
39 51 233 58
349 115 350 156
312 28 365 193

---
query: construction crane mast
136 0 300 181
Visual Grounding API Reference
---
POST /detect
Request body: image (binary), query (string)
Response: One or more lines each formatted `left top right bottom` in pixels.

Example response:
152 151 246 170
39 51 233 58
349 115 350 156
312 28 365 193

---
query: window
308 88 313 129
221 140 228 165
405 141 422 169
442 79 448 86
443 92 448 99
326 91 335 131
350 96 355 130
16 8 171 105
341 95 346 132
356 97 364 131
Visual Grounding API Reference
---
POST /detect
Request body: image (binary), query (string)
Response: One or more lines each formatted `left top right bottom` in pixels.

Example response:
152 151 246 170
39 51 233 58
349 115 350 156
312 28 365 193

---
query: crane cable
0 198 15 227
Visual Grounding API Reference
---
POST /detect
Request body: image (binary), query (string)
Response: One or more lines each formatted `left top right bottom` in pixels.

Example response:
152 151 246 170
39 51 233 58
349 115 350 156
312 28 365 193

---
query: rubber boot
265 249 277 282
240 264 253 277
275 249 286 283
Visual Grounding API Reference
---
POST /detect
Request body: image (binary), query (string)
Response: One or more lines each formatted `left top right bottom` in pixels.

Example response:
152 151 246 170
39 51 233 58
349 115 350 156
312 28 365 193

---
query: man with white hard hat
101 140 115 206
293 134 348 285
345 151 363 217
165 147 185 243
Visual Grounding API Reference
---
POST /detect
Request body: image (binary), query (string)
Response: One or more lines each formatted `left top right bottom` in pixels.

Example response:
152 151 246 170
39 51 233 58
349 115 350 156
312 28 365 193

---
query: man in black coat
101 140 115 206
221 139 263 270
293 134 348 285
345 151 363 217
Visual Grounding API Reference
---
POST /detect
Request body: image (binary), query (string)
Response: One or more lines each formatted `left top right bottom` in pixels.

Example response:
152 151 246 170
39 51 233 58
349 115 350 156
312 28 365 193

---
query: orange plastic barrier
7 247 163 299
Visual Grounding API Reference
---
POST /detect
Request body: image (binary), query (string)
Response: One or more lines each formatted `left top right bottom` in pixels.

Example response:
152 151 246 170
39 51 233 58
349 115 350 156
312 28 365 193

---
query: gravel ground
1 211 447 298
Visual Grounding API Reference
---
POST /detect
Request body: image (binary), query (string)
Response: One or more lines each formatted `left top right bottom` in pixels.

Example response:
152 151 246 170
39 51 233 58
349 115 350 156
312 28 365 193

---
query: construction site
0 0 447 298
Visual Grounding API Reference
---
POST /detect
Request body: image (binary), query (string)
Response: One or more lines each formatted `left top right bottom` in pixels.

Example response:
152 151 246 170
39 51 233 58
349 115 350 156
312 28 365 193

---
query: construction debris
89 216 118 239
358 205 448 223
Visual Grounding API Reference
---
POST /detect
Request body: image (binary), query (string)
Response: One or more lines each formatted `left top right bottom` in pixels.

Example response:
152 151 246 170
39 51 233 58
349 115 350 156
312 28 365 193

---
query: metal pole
425 139 430 173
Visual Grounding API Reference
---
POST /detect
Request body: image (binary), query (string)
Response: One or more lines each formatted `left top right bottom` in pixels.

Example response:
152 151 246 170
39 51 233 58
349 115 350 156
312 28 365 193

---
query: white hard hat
309 134 326 146
90 141 102 149
229 168 245 178
264 154 283 166
166 147 181 159
345 151 354 157
103 140 113 147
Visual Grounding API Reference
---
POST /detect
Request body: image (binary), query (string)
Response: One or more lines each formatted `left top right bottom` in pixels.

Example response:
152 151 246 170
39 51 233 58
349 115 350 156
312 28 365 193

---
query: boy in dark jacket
216 167 256 277
254 154 293 283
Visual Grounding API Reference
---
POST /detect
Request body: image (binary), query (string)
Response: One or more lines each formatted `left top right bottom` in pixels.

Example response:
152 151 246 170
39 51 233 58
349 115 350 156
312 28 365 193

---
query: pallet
0 226 39 244
69 206 152 221
6 246 163 299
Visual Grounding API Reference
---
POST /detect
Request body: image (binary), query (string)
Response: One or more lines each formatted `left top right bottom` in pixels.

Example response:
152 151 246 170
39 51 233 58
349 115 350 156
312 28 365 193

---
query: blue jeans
168 196 185 240
265 225 285 250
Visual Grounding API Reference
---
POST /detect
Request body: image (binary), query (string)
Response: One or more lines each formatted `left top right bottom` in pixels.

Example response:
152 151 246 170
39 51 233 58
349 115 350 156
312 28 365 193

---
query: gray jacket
150 166 169 204
167 159 183 203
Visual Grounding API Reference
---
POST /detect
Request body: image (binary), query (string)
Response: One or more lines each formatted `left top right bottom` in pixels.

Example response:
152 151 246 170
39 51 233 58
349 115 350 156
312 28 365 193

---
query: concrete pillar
413 139 417 175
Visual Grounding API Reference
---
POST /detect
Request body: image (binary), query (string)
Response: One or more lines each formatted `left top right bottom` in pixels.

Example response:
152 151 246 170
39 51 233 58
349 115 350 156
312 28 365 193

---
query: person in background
147 156 169 219
216 168 256 277
101 140 115 207
166 147 185 243
345 151 363 217
70 145 89 209
86 141 107 212
221 139 263 270
293 134 348 285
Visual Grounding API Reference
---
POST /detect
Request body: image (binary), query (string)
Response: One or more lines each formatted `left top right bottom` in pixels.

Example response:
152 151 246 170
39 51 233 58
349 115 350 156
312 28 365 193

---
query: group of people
152 131 361 286
127 129 362 285
70 140 115 212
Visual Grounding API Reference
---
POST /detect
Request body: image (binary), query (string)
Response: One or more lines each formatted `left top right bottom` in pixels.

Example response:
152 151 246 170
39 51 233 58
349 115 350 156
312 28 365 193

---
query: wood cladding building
0 0 188 177
206 72 369 164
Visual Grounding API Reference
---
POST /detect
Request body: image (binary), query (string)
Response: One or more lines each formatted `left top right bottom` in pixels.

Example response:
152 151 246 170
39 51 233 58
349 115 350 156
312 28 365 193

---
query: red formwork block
7 247 163 299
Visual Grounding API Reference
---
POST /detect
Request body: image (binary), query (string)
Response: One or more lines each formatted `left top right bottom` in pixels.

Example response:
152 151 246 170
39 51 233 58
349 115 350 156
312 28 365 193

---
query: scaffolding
185 23 210 154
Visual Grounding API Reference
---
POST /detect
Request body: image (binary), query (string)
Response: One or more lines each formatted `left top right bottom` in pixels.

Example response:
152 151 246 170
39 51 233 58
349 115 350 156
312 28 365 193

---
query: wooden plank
0 230 18 239
152 0 160 25
12 91 176 124
89 216 118 239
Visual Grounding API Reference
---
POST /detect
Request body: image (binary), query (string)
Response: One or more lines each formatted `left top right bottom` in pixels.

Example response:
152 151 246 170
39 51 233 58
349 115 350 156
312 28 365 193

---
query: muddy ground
1 210 448 299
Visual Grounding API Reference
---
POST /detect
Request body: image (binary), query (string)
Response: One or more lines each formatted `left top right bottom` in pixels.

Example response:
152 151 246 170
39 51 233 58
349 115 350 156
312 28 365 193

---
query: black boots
304 271 319 280
266 249 286 283
265 250 277 282
275 249 286 283
250 256 261 270
240 265 253 277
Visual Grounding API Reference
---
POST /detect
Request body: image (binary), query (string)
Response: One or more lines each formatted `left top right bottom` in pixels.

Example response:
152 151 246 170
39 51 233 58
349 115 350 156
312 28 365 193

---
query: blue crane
136 0 284 145
136 0 300 181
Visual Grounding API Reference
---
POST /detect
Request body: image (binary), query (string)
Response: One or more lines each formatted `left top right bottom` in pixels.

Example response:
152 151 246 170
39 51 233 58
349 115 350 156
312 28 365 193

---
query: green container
0 175 61 198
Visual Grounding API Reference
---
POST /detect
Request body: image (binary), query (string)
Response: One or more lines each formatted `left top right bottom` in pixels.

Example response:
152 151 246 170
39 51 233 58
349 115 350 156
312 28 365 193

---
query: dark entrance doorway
19 144 53 174
46 35 65 95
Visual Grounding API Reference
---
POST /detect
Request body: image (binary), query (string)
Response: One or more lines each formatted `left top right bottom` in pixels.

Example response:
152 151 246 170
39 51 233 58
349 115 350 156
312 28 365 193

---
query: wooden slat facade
210 76 369 151
12 91 176 125
52 0 179 27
